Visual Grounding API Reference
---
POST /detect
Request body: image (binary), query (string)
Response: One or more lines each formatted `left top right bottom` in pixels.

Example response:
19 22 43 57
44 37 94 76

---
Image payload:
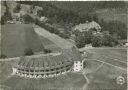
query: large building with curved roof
13 46 83 78
1 24 83 78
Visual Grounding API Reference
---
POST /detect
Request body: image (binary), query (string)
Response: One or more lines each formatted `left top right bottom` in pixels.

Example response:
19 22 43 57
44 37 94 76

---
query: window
30 70 34 72
56 68 59 70
51 69 54 71
40 70 44 72
35 70 39 72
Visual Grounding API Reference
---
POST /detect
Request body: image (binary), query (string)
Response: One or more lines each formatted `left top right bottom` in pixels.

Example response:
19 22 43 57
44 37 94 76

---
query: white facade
73 61 83 72
12 68 17 75
40 17 48 22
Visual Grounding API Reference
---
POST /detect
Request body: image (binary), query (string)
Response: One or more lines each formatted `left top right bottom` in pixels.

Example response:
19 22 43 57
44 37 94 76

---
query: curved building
13 46 83 78
1 24 83 78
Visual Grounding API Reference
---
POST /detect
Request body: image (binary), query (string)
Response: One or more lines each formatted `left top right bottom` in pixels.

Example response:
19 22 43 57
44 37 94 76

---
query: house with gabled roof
73 21 101 33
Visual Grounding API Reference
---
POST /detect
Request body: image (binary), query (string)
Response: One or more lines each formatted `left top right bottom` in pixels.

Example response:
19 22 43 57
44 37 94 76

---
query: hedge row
35 18 69 39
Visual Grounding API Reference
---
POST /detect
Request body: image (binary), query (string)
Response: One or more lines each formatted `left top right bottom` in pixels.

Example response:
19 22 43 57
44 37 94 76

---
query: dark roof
17 46 82 70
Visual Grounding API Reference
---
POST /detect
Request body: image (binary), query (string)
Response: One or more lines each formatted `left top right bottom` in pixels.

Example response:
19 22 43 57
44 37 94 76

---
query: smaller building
40 16 48 22
73 61 83 72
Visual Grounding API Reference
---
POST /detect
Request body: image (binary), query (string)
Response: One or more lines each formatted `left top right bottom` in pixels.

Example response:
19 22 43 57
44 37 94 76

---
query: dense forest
1 1 127 47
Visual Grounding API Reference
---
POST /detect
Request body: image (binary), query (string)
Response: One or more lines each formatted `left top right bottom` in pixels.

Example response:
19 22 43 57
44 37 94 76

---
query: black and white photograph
0 0 127 90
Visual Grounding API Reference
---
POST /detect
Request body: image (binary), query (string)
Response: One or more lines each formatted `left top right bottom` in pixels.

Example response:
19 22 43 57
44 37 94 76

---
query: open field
83 62 127 90
38 35 61 52
82 47 127 90
85 48 127 63
1 24 44 58
34 26 74 49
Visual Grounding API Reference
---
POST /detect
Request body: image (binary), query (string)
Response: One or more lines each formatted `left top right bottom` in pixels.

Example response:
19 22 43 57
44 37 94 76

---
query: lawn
34 27 74 50
85 47 127 62
84 63 127 90
38 35 61 52
1 24 44 58
82 47 127 90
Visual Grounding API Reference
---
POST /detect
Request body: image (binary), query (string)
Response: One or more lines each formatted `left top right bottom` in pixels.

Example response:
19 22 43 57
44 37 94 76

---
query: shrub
22 14 34 23
0 54 7 59
92 35 103 47
13 3 21 13
44 49 51 53
1 15 6 25
24 48 34 56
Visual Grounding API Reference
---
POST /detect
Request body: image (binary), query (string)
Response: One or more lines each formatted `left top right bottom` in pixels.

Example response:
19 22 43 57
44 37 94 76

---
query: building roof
40 16 48 22
74 21 101 32
17 46 82 70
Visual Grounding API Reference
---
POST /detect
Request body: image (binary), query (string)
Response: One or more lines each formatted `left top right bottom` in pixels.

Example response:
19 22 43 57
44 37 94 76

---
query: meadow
83 47 127 90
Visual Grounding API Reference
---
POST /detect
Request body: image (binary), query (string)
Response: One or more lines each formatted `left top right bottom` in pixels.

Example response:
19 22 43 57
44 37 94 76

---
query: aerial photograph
0 0 127 90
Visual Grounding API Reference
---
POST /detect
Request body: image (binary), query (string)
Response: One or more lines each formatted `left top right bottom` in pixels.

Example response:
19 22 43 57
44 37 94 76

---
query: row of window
17 65 71 73
16 68 71 76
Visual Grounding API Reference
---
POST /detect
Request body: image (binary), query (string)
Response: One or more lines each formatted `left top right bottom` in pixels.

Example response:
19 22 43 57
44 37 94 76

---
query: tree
105 20 127 40
85 13 92 22
3 4 12 21
102 31 118 47
92 35 103 47
75 33 86 48
37 10 44 17
93 14 98 22
34 18 39 25
0 54 7 59
22 14 34 23
84 31 93 44
13 3 21 13
24 48 34 56
4 11 12 21
1 15 6 25
44 49 51 53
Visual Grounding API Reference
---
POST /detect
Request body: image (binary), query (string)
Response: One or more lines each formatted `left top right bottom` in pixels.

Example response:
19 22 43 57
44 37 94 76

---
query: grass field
82 47 127 90
84 62 127 90
38 35 61 53
34 26 74 49
86 48 127 62
1 24 44 58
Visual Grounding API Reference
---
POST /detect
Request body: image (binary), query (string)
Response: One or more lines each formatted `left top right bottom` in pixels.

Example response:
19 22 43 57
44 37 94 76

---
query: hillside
52 1 127 23
1 1 127 24
52 1 127 11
